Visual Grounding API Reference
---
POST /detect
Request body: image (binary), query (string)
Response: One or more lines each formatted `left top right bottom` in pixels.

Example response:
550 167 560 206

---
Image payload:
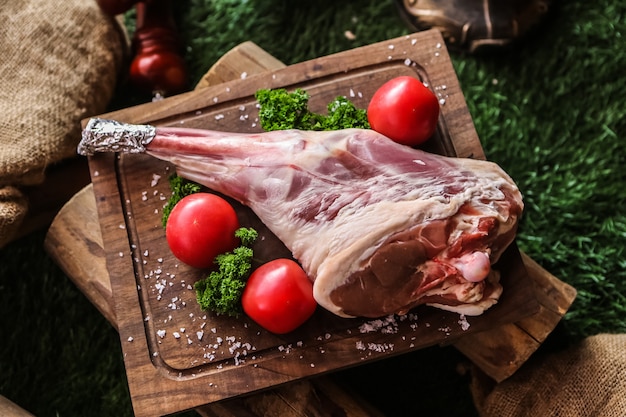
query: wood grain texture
45 32 575 416
195 41 286 89
45 184 116 329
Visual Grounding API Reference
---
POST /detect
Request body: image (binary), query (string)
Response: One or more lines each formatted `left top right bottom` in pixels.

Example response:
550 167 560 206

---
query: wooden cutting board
85 30 541 417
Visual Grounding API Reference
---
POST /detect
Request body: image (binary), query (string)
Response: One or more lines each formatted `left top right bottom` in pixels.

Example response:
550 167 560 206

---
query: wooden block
45 183 116 330
84 31 543 416
45 36 575 415
195 41 286 89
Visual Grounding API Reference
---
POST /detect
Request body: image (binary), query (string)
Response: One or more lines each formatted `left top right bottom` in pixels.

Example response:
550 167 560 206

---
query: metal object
395 0 552 53
77 118 155 156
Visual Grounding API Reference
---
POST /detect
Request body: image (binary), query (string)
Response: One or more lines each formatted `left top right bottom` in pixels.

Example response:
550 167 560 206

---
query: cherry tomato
367 76 440 146
165 193 239 269
242 259 317 334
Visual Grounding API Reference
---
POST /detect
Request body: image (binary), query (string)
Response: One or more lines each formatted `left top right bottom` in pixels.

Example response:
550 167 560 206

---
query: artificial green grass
1 0 625 416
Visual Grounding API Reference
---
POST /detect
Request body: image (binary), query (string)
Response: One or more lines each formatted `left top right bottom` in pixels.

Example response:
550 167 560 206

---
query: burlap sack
472 333 626 417
0 0 127 247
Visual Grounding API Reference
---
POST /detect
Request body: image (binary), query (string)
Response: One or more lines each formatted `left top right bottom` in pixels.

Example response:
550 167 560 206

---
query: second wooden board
87 30 539 417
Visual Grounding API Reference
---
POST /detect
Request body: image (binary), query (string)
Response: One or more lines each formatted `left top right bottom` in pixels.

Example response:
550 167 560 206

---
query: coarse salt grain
458 314 470 331
157 330 166 338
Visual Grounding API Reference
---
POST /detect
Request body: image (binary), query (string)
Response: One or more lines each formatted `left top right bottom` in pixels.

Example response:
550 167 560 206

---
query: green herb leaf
161 175 201 228
256 88 369 132
194 227 258 317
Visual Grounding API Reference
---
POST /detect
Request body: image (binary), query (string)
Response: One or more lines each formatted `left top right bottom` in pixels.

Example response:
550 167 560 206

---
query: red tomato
242 259 317 334
367 75 440 146
165 193 239 269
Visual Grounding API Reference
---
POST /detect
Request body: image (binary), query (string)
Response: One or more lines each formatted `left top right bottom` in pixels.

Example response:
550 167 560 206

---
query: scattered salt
458 314 470 331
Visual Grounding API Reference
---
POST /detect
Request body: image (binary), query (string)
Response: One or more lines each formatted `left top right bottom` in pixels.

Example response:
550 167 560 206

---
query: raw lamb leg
79 118 523 318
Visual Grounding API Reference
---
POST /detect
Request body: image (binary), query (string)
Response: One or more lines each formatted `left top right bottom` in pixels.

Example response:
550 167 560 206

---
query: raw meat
79 118 523 318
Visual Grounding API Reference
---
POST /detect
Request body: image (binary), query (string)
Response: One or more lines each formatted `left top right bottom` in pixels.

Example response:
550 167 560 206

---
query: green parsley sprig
194 227 258 317
255 88 369 132
161 175 201 228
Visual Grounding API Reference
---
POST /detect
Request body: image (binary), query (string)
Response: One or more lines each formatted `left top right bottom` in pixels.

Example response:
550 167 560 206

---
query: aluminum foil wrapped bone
78 118 156 156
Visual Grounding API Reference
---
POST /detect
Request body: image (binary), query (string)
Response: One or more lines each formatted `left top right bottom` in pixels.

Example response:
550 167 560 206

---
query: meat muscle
79 118 523 318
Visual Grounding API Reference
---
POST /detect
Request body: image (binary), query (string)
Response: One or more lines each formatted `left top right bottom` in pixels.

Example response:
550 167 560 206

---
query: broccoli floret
194 227 258 317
